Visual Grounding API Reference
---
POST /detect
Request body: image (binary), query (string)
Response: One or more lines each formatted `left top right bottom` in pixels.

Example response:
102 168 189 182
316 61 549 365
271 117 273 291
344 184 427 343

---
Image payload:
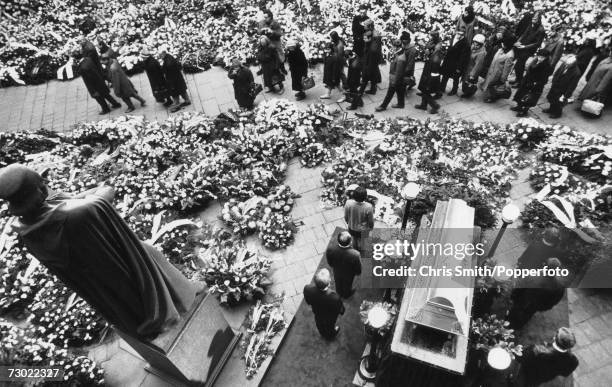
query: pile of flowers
199 230 272 306
241 298 287 378
470 314 523 359
3 0 611 86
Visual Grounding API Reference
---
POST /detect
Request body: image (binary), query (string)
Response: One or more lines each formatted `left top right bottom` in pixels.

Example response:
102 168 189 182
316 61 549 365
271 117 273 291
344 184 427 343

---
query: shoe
320 94 331 99
484 98 494 103
346 105 358 110
414 104 427 110
430 106 440 114
358 99 364 107
542 108 551 113
277 86 285 95
180 101 191 107
125 107 135 113
391 104 404 108
265 88 274 93
365 89 376 95
111 104 121 109
549 113 562 119
448 90 457 96
433 93 442 99
163 100 173 107
99 110 110 115
296 94 305 101
337 96 346 103
140 100 146 107
375 106 386 112
169 105 182 113
510 105 521 112
516 110 528 117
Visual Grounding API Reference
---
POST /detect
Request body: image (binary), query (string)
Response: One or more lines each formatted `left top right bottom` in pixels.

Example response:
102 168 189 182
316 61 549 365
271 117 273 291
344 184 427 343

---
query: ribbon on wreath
537 191 598 243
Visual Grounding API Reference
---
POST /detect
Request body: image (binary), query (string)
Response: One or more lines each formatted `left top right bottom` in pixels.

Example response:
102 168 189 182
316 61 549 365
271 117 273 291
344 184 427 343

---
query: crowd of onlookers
227 5 612 120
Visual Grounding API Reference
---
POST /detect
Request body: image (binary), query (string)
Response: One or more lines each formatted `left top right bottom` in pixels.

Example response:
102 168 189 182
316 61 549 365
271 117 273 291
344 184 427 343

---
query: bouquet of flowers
258 212 297 249
470 314 523 358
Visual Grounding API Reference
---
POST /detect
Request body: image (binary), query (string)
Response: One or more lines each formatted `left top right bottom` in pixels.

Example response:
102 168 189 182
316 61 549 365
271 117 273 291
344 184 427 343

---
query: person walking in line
482 33 516 103
375 32 411 111
346 21 382 109
510 48 553 117
543 25 566 71
258 9 284 63
518 327 579 387
344 185 374 251
481 26 507 79
461 33 487 98
343 50 362 105
320 31 345 101
575 38 597 76
439 29 470 97
101 52 145 113
352 4 369 58
326 231 362 299
159 46 191 112
285 39 308 101
257 36 284 94
543 54 581 118
454 5 476 45
80 37 103 75
73 50 121 115
303 269 345 340
404 32 418 92
227 58 256 110
141 48 173 107
511 11 545 87
415 37 444 114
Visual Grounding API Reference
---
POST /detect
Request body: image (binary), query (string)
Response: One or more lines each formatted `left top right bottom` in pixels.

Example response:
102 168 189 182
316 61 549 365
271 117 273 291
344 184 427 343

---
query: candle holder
486 203 520 259
400 182 421 231
358 301 397 381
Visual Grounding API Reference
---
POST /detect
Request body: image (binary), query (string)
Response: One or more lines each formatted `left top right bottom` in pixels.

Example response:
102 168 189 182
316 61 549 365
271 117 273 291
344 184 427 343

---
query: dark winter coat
404 43 417 78
228 65 255 108
418 45 444 93
286 47 308 91
81 40 102 75
352 15 368 57
161 53 187 96
387 49 408 88
547 62 581 103
441 37 470 78
361 32 382 83
303 284 344 339
543 36 565 69
481 34 504 78
257 45 284 88
77 57 110 98
516 23 546 60
520 343 579 385
323 41 345 88
346 56 362 92
464 45 487 81
142 56 169 102
107 59 138 99
513 58 553 106
576 43 597 75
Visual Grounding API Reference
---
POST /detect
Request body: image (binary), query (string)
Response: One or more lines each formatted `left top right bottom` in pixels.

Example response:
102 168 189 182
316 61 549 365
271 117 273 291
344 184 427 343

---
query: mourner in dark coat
543 26 566 70
303 269 345 340
101 54 146 113
326 231 362 298
159 47 191 112
228 59 255 110
454 5 476 44
285 40 308 100
73 50 121 114
481 26 507 79
517 227 566 270
359 20 383 94
511 48 553 117
321 31 345 100
576 38 597 75
376 32 410 111
257 36 284 94
508 258 566 329
544 55 582 118
344 51 362 103
512 11 546 86
518 327 579 387
416 35 444 114
439 29 470 96
141 49 173 106
352 5 369 58
80 38 103 75
404 39 417 90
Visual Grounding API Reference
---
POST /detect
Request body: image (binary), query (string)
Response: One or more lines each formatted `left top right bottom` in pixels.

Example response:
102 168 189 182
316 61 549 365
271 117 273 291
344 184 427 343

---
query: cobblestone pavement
1 64 610 386
0 62 609 136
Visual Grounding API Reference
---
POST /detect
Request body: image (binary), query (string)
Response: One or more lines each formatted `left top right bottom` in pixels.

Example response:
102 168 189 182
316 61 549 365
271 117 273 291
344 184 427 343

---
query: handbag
494 84 512 99
581 98 604 117
249 83 263 98
301 75 315 90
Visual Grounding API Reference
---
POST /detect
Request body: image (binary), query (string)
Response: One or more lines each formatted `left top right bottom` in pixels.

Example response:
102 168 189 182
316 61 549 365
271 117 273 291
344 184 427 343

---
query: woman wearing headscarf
101 52 145 113
228 58 256 110
321 31 345 101
482 33 516 103
257 36 284 94
141 47 173 107
285 39 309 101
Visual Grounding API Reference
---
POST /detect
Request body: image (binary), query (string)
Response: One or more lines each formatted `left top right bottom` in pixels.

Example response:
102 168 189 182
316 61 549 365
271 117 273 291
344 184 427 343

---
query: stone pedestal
117 292 240 386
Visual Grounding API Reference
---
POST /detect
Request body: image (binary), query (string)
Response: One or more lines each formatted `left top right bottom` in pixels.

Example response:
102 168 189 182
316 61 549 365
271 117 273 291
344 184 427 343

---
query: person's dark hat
537 48 551 57
400 31 411 42
0 164 44 213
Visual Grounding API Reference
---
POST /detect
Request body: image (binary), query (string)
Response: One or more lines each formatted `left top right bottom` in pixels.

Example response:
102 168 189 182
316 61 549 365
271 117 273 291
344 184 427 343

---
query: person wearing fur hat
511 47 553 117
461 33 487 98
141 47 173 107
285 39 309 101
